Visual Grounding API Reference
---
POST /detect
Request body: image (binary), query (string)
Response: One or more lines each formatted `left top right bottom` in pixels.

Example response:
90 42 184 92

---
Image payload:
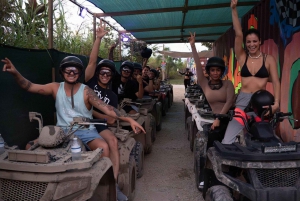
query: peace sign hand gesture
96 21 108 39
188 32 196 45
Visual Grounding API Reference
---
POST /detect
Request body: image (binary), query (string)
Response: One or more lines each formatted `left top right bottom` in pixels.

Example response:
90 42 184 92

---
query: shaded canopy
157 50 213 58
87 0 260 44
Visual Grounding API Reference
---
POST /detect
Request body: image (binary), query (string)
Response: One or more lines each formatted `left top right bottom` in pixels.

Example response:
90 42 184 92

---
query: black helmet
120 61 134 75
205 57 225 75
96 59 116 75
59 56 84 83
60 56 84 72
150 68 159 78
133 62 142 71
141 47 152 59
250 90 274 117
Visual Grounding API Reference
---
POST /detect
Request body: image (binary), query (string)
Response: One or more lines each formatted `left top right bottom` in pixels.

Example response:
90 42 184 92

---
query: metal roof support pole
93 15 96 42
48 0 53 49
119 32 122 61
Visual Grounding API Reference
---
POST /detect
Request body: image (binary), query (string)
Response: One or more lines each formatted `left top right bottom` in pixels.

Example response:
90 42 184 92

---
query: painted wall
214 0 300 142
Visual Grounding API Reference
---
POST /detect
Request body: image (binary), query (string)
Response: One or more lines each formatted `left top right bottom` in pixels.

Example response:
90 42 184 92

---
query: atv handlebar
72 117 107 126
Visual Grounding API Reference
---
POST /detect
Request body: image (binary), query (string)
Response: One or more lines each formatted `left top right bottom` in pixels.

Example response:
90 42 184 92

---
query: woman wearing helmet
189 32 235 131
84 25 129 201
221 0 281 144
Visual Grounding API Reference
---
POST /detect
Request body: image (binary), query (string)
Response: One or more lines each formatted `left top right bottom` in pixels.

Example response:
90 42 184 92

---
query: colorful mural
214 0 300 142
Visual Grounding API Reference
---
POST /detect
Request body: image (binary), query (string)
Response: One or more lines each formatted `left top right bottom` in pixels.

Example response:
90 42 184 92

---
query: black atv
200 109 300 201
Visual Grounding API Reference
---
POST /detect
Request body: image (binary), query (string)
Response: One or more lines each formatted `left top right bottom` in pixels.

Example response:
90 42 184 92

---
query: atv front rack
214 141 300 161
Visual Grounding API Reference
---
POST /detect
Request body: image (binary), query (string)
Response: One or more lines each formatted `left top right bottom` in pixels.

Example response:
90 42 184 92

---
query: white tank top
55 82 94 129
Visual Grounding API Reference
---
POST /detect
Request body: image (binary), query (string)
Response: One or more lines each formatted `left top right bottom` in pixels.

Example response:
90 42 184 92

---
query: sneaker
116 184 128 201
198 181 204 189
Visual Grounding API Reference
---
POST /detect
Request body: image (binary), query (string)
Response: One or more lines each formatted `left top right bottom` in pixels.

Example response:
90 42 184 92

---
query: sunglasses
63 67 81 75
99 69 112 76
122 68 132 73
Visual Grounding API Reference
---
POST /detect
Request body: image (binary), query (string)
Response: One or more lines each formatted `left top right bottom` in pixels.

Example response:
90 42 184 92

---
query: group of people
2 0 281 199
2 23 162 201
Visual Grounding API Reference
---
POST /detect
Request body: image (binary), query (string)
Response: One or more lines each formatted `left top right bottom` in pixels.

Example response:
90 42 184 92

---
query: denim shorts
72 128 103 145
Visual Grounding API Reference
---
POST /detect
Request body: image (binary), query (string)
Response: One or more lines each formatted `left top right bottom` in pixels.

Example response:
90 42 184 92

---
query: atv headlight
262 143 297 154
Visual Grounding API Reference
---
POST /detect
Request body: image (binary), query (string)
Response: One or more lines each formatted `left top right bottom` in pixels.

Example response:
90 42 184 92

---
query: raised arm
188 32 206 87
84 86 145 133
85 24 108 82
231 0 246 61
2 58 55 96
135 74 144 98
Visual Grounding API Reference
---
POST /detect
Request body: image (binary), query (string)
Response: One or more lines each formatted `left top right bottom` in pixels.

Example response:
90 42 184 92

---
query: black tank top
241 54 269 78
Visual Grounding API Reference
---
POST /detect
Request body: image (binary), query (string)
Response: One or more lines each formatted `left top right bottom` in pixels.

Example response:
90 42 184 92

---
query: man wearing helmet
179 67 194 89
2 55 145 201
84 25 130 201
112 61 143 114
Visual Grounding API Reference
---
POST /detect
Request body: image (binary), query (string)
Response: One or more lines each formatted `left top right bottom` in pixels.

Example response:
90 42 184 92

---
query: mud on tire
130 142 144 178
127 156 137 201
205 185 233 201
186 116 192 140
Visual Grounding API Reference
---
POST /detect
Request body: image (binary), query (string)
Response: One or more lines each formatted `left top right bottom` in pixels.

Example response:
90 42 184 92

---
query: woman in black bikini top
241 54 269 78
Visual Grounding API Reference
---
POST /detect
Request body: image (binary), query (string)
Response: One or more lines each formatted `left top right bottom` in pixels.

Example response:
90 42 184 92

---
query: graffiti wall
214 0 300 142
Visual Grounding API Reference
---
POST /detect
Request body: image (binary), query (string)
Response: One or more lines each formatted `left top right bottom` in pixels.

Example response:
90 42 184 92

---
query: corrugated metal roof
87 0 260 44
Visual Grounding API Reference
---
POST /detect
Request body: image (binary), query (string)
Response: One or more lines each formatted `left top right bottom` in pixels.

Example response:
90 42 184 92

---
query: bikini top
241 54 269 78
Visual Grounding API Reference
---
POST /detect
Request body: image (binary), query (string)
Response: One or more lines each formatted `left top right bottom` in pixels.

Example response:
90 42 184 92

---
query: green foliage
201 42 213 50
0 0 119 58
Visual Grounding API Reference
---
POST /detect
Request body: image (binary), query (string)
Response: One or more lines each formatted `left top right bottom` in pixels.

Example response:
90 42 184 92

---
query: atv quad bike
160 80 173 109
118 99 155 156
107 126 137 200
0 113 116 201
135 97 162 132
202 110 300 201
149 89 168 117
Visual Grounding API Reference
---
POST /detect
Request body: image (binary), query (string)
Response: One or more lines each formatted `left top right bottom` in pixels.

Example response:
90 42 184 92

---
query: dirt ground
135 85 204 201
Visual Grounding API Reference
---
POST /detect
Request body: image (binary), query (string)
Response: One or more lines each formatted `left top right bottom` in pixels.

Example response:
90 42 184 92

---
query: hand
96 22 108 39
188 32 196 45
211 119 220 130
231 0 237 9
148 72 155 80
129 119 146 134
137 74 143 84
263 102 279 116
2 58 18 75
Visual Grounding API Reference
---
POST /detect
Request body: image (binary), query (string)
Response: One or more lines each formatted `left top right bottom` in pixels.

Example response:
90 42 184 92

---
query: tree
201 42 213 50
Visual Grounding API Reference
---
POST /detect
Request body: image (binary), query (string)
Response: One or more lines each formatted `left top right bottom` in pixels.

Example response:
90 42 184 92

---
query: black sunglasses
99 70 112 76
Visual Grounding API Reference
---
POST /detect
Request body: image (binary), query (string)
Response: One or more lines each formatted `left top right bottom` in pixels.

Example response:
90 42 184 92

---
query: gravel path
135 85 204 201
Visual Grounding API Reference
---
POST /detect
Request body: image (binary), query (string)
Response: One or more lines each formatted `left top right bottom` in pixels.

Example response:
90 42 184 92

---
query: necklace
248 52 261 59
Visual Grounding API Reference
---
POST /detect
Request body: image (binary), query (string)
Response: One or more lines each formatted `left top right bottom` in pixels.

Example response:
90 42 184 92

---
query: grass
169 78 184 85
